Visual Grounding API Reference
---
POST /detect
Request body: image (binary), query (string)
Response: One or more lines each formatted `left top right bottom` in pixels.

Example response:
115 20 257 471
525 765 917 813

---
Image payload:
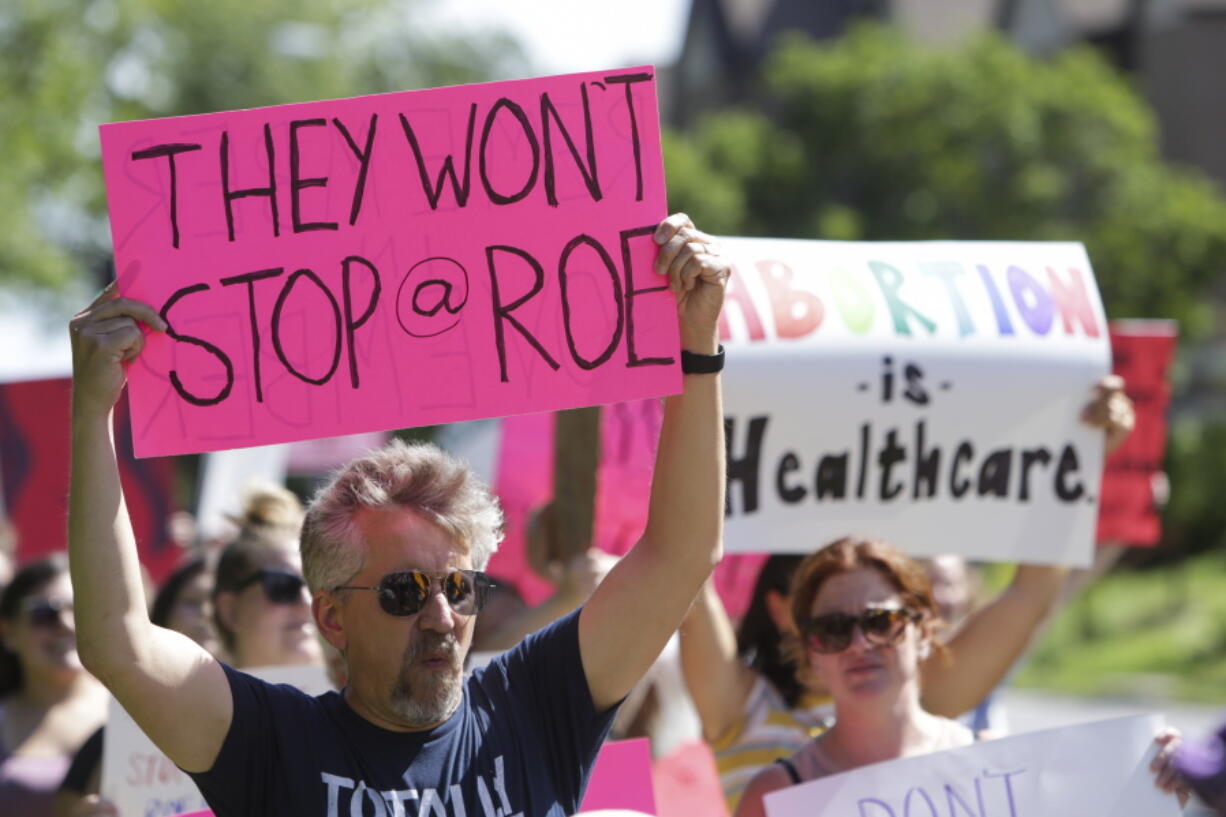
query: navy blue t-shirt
189 610 616 817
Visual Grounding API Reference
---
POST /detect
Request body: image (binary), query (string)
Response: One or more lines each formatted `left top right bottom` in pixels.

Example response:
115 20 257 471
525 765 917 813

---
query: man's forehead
352 506 471 567
353 505 432 534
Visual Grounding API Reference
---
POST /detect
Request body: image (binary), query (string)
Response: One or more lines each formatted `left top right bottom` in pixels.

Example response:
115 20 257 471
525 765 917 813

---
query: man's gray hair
300 439 504 592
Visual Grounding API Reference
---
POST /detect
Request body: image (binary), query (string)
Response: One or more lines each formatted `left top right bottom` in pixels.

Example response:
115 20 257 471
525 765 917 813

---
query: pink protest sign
578 738 658 814
99 69 677 457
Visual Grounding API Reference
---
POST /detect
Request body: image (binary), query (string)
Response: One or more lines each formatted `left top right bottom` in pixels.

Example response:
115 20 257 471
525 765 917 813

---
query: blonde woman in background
211 484 322 670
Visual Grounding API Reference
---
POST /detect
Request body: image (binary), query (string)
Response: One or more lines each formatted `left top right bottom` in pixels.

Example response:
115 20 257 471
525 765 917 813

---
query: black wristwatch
680 345 725 375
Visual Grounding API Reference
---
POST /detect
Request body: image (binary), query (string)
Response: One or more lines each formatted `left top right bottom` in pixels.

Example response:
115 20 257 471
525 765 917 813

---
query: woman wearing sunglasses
733 537 1187 817
212 507 322 670
683 377 1136 813
0 555 107 817
52 556 223 817
731 536 967 817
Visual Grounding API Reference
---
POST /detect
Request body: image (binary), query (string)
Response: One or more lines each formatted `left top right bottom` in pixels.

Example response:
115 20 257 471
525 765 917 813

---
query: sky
418 0 692 75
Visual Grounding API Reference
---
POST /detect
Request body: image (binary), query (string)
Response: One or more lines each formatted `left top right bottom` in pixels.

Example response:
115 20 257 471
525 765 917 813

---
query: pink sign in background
100 68 678 458
578 738 658 813
490 400 768 616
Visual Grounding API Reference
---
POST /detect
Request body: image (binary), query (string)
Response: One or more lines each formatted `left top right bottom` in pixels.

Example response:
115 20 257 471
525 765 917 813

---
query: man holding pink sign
68 66 731 817
67 210 728 817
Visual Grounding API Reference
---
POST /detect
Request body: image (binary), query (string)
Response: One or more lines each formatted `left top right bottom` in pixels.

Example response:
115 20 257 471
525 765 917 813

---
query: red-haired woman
733 537 1187 816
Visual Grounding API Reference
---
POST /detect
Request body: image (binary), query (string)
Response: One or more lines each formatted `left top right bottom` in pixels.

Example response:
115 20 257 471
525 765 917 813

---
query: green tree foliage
666 24 1226 561
0 0 527 290
664 24 1226 340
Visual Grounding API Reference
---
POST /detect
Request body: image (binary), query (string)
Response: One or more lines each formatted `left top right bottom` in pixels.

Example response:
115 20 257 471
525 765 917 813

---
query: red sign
0 378 180 579
1096 321 1178 546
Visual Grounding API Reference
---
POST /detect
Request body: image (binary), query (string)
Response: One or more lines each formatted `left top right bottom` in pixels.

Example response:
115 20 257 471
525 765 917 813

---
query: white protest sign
764 714 1178 817
717 237 1110 566
100 663 330 817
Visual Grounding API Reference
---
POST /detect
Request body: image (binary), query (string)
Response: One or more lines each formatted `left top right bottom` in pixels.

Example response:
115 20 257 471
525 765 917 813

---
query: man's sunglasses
334 569 493 617
236 569 308 605
799 607 921 654
22 598 74 629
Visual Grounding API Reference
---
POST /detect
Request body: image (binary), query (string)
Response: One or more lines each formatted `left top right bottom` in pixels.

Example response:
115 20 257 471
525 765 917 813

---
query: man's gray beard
389 632 463 727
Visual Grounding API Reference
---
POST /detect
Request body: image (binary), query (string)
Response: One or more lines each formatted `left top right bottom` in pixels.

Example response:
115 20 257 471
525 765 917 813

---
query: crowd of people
0 483 324 816
0 213 1219 817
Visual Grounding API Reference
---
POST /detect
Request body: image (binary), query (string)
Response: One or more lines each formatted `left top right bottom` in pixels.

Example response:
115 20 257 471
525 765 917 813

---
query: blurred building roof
669 0 888 124
668 0 1226 190
890 0 997 46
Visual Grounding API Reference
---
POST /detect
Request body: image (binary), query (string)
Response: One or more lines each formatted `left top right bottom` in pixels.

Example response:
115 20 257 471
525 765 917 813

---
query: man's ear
313 592 348 653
